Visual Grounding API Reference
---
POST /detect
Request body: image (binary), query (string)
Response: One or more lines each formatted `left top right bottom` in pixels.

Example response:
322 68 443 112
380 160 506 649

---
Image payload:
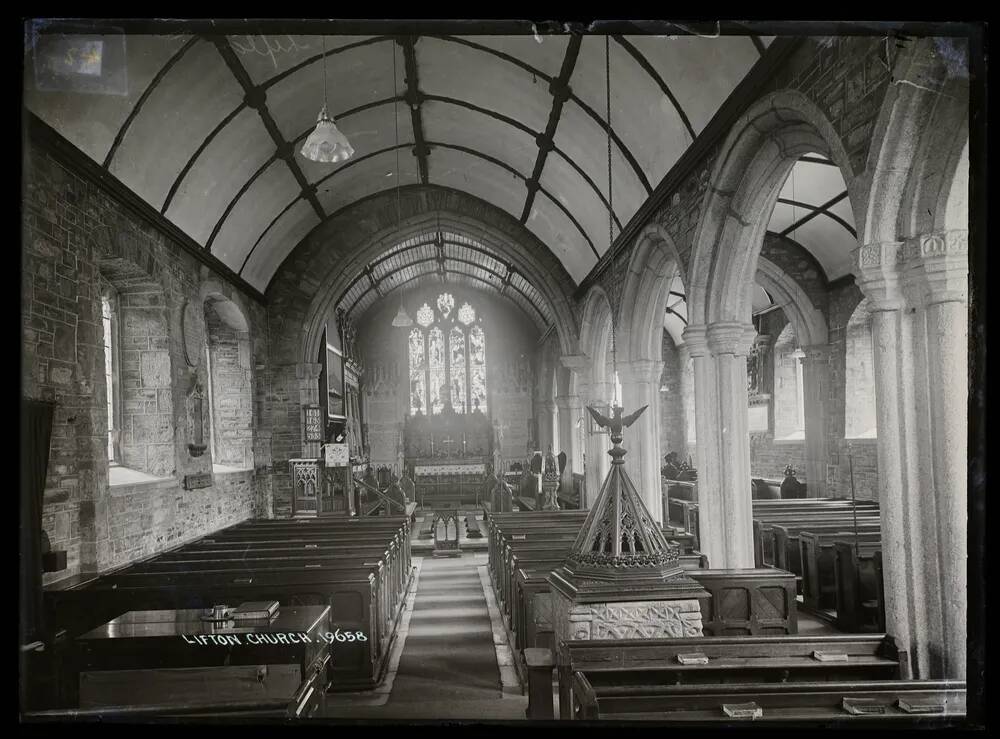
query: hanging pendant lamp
301 36 354 163
389 39 413 328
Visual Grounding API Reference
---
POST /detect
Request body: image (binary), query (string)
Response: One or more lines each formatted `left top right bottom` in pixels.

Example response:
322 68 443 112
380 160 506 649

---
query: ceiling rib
260 35 392 90
778 191 851 238
166 95 403 218
206 153 280 250
400 36 430 184
161 102 246 214
237 144 416 275
428 141 599 258
520 34 581 223
776 196 857 238
212 37 326 224
102 36 201 168
433 34 650 193
238 138 599 277
612 35 696 141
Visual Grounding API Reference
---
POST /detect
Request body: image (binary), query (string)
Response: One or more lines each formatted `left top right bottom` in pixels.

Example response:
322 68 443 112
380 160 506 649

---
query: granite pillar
619 359 665 524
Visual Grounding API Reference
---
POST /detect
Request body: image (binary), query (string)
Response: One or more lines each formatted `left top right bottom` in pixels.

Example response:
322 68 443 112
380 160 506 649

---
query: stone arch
754 256 829 347
862 38 970 246
688 89 860 328
264 186 579 369
199 279 253 470
578 285 615 390
619 223 685 363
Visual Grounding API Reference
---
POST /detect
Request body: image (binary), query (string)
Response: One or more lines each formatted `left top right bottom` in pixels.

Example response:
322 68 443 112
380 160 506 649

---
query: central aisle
324 552 529 721
387 554 502 703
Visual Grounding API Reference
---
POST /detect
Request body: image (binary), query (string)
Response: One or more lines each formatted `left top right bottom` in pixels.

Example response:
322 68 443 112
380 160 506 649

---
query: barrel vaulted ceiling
25 31 773 293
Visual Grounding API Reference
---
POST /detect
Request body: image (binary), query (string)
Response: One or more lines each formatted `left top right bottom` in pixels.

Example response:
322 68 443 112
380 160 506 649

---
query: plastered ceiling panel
211 160 301 269
422 99 538 183
242 199 321 292
525 192 596 284
624 35 759 133
315 147 420 216
24 34 194 165
572 35 691 187
165 106 275 244
429 146 527 221
417 36 553 134
235 35 376 86
109 40 244 210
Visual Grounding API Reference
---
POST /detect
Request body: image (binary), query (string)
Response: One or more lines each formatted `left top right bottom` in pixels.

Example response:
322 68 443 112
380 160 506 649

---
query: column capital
799 344 832 363
539 399 557 412
682 324 710 357
554 394 582 410
854 241 906 311
617 358 664 384
706 322 756 357
901 230 969 306
559 353 590 371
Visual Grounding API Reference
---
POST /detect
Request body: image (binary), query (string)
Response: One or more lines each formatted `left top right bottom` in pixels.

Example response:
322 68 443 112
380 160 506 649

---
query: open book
230 601 279 620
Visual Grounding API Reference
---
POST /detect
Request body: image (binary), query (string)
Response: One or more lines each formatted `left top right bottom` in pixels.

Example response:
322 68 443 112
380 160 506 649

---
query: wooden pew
771 519 880 573
834 541 886 633
568 677 966 722
552 633 911 719
44 518 412 693
799 531 882 612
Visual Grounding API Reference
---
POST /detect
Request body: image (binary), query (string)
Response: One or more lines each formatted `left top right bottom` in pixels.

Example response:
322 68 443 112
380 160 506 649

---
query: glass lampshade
391 304 414 328
300 105 354 163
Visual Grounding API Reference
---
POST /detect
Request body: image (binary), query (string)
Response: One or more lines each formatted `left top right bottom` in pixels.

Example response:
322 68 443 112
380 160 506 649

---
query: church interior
20 19 983 726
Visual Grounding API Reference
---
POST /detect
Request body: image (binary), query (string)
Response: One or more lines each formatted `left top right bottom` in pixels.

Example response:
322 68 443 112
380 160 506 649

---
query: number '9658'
320 629 367 644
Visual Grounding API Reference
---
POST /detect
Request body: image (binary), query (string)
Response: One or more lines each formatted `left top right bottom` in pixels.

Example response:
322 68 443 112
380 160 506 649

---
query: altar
403 408 493 509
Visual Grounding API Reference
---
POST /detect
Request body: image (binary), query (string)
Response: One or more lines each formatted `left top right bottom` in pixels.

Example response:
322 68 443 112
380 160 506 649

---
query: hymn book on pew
231 601 280 621
722 702 763 719
842 697 888 715
812 650 849 661
897 699 946 714
676 652 709 665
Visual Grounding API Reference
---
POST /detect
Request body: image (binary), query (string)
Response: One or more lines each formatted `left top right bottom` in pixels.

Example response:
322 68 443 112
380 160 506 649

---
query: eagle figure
586 404 648 445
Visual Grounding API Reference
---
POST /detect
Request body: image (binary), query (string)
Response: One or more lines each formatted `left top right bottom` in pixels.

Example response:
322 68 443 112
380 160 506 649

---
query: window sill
109 466 172 488
773 434 806 444
213 464 253 475
844 436 878 444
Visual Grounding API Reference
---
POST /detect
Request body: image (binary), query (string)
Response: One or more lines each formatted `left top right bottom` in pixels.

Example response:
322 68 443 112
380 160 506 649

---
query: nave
20 18 982 728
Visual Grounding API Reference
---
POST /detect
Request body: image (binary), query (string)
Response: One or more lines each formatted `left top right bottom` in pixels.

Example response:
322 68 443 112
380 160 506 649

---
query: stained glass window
469 325 487 413
408 328 426 414
416 303 434 327
406 294 488 416
437 292 454 318
449 327 466 413
428 327 446 415
458 302 475 325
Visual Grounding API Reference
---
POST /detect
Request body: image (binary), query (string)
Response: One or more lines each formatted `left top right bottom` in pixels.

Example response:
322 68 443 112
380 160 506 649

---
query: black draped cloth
20 398 54 646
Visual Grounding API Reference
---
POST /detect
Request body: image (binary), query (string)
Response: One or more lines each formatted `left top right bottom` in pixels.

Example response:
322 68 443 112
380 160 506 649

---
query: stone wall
22 133 272 584
205 302 254 468
117 283 174 476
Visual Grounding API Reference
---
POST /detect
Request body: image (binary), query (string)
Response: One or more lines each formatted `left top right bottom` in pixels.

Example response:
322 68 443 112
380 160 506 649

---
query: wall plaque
183 472 213 490
181 299 205 368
